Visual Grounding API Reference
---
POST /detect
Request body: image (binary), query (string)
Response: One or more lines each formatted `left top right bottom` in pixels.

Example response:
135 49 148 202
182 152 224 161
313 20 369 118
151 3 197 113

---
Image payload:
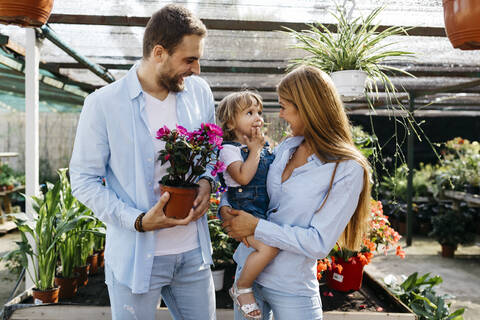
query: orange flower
334 263 343 274
357 253 368 266
396 246 406 259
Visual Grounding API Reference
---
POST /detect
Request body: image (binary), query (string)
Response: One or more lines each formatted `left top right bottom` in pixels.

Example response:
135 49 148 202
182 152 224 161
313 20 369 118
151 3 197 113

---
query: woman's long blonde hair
277 65 371 251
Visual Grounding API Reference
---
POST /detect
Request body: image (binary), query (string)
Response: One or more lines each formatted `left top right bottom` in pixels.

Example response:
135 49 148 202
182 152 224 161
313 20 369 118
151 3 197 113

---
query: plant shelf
3 269 416 320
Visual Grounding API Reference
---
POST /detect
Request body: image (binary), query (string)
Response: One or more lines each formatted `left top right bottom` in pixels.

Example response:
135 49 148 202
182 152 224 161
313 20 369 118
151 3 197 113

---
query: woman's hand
222 209 259 240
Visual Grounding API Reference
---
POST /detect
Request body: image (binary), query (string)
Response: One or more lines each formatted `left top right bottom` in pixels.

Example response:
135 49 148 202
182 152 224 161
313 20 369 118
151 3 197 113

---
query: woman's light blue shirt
230 136 365 296
70 65 215 294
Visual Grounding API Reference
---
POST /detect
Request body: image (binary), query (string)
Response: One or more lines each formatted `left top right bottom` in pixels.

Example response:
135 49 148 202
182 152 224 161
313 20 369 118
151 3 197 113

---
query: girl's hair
216 90 263 141
277 65 371 251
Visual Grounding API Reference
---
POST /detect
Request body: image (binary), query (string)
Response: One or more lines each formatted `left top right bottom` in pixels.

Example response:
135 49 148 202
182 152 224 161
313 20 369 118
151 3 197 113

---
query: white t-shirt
218 144 247 187
144 91 199 256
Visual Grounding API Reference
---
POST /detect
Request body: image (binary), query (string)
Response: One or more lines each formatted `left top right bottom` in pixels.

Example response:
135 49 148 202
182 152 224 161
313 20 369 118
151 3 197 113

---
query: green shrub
386 272 465 320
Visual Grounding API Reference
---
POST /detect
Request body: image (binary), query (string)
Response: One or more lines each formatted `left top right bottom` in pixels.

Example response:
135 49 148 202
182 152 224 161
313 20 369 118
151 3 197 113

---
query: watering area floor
1 230 480 320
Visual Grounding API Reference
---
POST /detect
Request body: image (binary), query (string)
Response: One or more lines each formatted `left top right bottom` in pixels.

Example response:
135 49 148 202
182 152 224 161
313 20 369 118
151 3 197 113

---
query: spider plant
284 6 415 95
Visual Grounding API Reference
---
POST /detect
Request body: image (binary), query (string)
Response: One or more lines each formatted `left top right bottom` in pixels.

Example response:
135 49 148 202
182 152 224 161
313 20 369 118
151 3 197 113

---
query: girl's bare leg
235 236 279 316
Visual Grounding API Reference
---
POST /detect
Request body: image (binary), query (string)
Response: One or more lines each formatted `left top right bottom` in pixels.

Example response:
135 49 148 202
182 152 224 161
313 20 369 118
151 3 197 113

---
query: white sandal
229 283 262 320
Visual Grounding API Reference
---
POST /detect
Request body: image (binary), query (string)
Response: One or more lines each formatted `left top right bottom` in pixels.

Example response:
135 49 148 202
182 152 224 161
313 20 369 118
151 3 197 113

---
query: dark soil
21 265 405 314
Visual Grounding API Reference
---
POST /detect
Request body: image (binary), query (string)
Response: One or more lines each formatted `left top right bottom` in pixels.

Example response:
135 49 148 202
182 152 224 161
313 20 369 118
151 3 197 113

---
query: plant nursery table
3 267 415 320
444 190 480 207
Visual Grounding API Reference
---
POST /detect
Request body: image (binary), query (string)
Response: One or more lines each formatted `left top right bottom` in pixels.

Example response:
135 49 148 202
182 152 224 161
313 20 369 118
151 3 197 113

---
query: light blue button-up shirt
70 64 215 294
228 136 364 297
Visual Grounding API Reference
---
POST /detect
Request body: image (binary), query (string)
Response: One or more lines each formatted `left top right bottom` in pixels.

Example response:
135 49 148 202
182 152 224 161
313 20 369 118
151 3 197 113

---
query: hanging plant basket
0 0 54 27
330 70 367 98
443 0 480 50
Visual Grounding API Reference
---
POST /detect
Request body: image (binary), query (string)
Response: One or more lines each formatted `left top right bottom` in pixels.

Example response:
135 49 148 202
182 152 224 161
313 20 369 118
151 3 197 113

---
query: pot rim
159 183 200 189
32 286 59 292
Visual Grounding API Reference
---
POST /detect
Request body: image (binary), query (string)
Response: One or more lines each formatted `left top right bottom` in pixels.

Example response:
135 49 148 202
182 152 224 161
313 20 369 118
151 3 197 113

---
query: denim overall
219 141 275 219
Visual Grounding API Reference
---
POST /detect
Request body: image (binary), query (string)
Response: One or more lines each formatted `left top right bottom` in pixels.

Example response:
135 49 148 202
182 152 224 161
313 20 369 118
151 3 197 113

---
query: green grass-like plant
284 6 415 94
8 181 80 291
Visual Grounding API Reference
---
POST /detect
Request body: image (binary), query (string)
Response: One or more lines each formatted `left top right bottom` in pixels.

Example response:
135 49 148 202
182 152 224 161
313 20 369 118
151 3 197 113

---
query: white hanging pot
212 269 225 291
330 70 368 98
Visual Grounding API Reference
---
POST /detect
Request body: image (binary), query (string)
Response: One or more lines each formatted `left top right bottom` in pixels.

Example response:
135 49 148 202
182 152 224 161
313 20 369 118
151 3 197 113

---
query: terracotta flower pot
441 244 457 258
96 249 105 268
0 0 54 27
87 253 99 275
327 258 365 292
74 264 90 287
32 286 59 304
54 274 78 299
443 0 480 50
160 184 199 219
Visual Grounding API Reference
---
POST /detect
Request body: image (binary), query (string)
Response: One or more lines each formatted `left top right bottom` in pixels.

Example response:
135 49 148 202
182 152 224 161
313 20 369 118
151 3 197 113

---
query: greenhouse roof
0 0 479 112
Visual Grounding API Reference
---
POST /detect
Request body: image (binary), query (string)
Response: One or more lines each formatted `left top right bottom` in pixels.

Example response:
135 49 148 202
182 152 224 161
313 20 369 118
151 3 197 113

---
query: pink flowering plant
155 123 226 187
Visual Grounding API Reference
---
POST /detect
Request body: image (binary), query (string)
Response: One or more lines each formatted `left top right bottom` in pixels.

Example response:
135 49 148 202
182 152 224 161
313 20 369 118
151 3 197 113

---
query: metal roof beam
48 14 446 37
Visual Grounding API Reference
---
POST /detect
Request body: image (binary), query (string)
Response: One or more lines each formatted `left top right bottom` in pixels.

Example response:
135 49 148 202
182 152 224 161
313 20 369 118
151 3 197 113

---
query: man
70 5 216 319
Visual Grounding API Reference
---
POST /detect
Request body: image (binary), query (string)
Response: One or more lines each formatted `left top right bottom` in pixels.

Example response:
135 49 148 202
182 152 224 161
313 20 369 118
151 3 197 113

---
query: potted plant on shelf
208 217 235 291
6 180 79 303
318 200 405 292
284 6 414 98
429 202 475 258
55 168 94 298
207 193 235 291
72 207 97 287
155 123 225 219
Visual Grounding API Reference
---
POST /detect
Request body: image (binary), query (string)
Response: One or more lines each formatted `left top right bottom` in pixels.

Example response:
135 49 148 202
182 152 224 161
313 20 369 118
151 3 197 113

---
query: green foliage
428 202 475 247
379 163 433 202
386 272 465 320
432 138 480 193
208 218 236 270
0 163 24 187
0 247 24 276
56 168 99 278
284 6 414 94
3 168 104 288
7 180 79 290
352 125 377 159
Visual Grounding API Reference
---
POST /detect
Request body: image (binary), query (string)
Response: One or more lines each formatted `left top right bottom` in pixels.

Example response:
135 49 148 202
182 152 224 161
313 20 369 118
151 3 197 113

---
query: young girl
217 91 278 320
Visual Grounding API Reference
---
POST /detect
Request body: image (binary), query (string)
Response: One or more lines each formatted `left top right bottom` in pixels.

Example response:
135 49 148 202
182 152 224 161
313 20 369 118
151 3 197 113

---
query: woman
220 65 371 320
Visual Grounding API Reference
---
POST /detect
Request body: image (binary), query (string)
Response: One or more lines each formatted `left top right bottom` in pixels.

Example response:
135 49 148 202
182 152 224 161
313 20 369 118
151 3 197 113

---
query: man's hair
143 4 207 58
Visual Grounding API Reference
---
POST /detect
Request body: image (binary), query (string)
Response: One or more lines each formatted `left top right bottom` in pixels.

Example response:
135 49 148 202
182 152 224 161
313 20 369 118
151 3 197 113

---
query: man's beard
157 72 191 93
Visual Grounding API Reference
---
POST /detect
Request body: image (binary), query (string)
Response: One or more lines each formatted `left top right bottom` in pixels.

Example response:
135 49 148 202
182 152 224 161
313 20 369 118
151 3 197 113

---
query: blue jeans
105 247 215 320
233 282 323 320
